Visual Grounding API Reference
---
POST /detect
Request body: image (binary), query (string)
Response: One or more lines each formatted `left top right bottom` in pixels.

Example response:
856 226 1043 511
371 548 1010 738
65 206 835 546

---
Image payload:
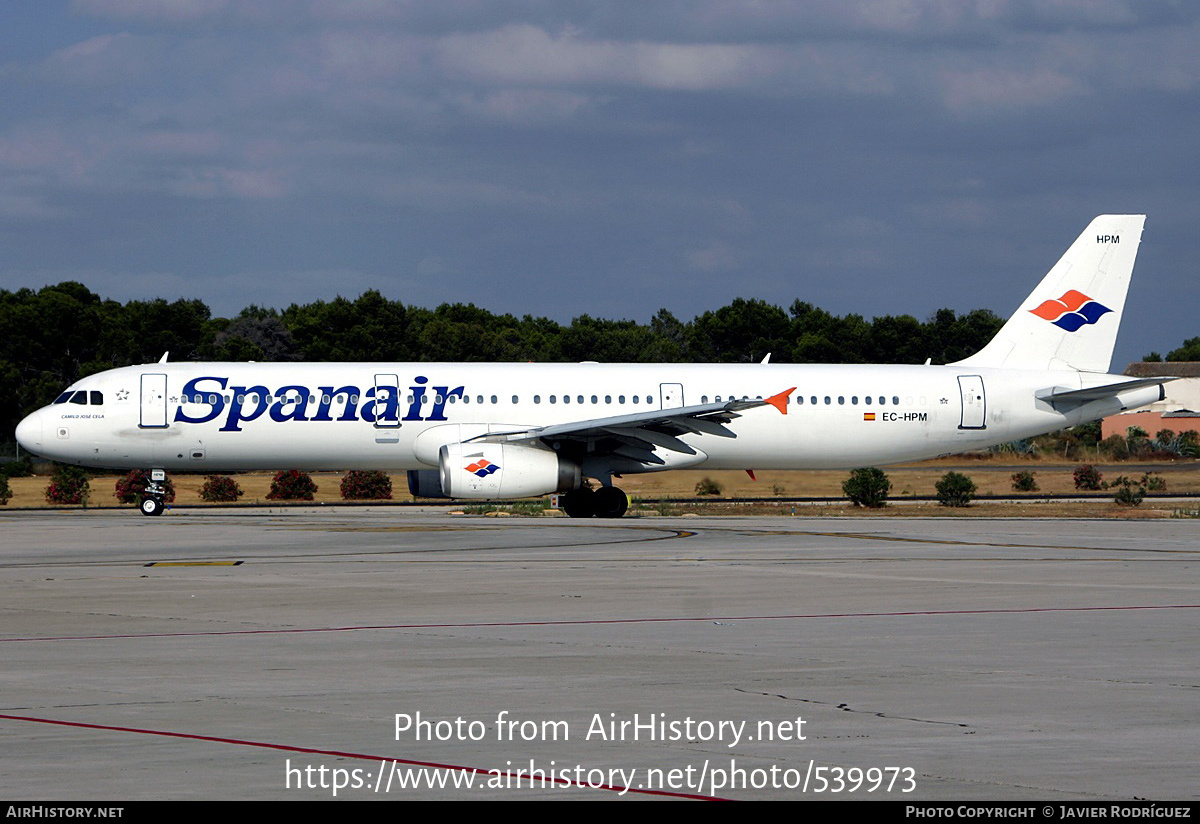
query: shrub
694 477 723 496
200 475 244 503
1099 435 1129 460
1110 476 1145 507
114 470 176 504
842 467 891 508
1 457 32 478
1074 465 1103 491
1125 426 1150 457
267 470 317 500
0 474 10 505
936 471 976 507
1144 472 1166 492
1010 470 1038 492
341 470 393 500
1181 430 1199 453
45 463 90 505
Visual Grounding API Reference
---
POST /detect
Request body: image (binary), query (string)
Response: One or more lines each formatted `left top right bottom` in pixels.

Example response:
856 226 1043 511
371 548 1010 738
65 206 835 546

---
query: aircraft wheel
593 486 629 518
561 488 595 518
140 496 164 517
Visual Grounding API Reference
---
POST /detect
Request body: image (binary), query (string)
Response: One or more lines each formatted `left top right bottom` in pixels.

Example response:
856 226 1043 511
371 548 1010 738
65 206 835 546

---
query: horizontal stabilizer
1038 377 1172 405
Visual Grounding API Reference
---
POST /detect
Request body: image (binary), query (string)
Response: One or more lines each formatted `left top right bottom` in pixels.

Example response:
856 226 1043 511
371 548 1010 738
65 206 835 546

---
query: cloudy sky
3 0 1198 366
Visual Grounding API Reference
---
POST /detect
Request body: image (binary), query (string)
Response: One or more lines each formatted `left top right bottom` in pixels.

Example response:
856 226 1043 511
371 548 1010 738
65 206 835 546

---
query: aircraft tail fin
953 215 1145 373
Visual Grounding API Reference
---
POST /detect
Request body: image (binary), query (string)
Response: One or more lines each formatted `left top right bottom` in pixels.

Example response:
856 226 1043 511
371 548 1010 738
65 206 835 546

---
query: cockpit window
69 391 88 405
90 391 103 405
54 392 73 404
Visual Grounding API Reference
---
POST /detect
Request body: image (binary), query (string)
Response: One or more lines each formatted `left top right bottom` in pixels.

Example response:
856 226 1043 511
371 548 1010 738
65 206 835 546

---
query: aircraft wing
465 386 794 466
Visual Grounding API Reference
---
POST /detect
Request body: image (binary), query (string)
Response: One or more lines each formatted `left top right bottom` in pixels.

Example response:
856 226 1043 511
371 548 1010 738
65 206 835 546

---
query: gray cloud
2 1 1198 366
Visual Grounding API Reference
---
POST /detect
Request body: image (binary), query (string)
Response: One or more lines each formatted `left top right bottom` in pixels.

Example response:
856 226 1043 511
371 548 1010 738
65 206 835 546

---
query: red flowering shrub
45 464 90 505
200 475 244 503
1073 464 1103 491
340 470 393 500
267 470 317 500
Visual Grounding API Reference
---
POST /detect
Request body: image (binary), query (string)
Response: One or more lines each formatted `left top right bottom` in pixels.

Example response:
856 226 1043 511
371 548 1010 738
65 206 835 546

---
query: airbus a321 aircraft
16 215 1167 518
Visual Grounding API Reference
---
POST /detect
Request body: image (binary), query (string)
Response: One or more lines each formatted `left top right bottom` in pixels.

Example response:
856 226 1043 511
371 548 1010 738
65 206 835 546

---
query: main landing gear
561 486 629 519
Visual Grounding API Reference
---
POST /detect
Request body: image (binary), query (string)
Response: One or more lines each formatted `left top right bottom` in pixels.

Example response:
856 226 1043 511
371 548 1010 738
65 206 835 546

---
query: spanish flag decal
863 412 876 421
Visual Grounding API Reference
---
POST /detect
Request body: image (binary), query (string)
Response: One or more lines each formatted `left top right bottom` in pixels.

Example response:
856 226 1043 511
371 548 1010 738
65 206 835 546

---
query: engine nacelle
407 469 450 499
439 442 579 499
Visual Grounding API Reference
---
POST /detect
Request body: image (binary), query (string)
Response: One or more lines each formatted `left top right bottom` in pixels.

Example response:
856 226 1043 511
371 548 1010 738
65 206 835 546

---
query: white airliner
16 215 1166 517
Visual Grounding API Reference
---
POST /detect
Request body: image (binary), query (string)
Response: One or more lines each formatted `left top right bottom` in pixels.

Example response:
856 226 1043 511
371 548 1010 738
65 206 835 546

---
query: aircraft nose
15 410 43 453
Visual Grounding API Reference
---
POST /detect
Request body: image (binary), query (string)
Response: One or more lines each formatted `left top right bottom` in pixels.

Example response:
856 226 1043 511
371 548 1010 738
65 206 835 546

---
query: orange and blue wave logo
465 459 499 478
1029 290 1112 332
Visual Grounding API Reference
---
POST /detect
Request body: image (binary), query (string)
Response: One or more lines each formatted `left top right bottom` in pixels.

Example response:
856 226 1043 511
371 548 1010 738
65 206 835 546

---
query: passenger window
579 396 585 404
511 395 519 404
491 395 498 404
534 395 541 404
838 396 845 405
605 395 612 403
591 395 598 404
824 396 831 405
563 395 570 404
619 395 626 403
633 395 639 404
851 396 858 404
550 395 557 404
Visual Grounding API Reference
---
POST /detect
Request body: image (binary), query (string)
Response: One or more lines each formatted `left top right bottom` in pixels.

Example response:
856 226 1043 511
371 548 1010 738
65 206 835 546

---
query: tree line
1 280 1190 443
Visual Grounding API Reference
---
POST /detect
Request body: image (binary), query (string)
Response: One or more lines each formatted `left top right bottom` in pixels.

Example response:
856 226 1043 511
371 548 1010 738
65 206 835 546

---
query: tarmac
1 507 1197 800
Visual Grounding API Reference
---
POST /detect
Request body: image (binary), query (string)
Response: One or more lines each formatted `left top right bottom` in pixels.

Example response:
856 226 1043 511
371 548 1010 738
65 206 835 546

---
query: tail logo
1029 290 1112 332
465 459 499 478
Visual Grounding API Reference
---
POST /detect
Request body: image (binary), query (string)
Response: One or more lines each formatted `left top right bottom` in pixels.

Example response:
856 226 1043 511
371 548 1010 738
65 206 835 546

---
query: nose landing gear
138 470 169 516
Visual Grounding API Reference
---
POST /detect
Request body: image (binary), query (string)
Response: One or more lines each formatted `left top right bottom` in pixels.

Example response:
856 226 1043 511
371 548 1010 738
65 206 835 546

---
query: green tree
936 472 976 507
1166 337 1200 362
842 467 891 507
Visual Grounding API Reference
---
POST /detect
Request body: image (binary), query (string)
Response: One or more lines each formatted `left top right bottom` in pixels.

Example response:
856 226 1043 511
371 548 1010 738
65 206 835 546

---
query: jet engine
408 442 579 500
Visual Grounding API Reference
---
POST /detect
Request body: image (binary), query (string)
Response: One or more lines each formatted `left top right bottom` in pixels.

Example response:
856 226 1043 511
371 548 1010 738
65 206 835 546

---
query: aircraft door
958 375 986 430
373 373 401 443
659 383 685 409
140 373 168 429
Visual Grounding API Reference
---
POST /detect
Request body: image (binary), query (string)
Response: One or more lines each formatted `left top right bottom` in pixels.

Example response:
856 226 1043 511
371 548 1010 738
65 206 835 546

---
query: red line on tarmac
2 604 1197 644
0 712 720 800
